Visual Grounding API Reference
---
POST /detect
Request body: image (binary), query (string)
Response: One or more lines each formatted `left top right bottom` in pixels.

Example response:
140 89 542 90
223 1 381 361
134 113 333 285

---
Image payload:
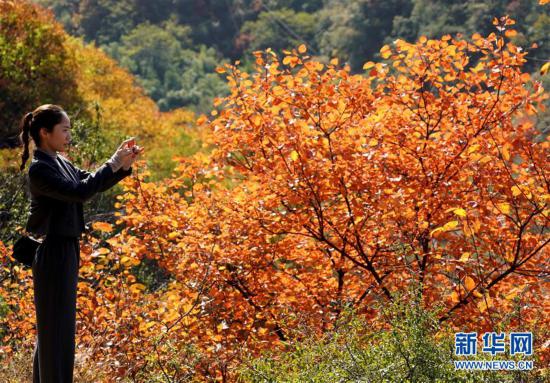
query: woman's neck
36 146 57 158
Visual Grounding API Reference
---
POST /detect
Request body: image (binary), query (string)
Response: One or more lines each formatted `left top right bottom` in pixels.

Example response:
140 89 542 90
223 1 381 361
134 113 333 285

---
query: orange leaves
282 55 300 67
92 221 114 233
464 276 476 292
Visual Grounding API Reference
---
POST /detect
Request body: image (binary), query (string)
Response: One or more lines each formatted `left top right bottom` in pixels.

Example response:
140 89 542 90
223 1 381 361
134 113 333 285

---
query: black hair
19 104 65 171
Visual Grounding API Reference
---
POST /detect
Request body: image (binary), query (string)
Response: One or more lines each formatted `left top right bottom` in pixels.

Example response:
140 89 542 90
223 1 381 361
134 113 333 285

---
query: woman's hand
122 143 144 171
107 138 136 173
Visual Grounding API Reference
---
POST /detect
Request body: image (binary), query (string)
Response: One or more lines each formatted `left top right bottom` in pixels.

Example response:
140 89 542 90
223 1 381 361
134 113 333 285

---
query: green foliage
0 169 29 244
75 0 138 45
237 287 547 382
238 7 319 54
103 20 229 112
316 0 413 72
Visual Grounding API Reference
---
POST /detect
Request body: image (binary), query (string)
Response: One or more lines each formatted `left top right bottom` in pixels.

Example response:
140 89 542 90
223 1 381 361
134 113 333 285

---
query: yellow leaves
217 321 229 332
458 252 471 262
429 227 444 237
321 137 330 151
472 290 483 298
445 207 467 217
540 0 550 5
92 221 113 233
96 247 110 255
504 286 525 300
478 156 493 164
304 61 324 72
450 291 460 303
120 256 140 268
272 86 285 96
139 321 156 333
251 114 262 127
496 202 511 214
477 295 492 313
540 62 550 76
282 55 299 67
380 45 392 59
363 61 375 70
129 283 146 294
470 62 485 73
215 66 226 74
298 44 307 54
330 58 339 66
290 150 299 161
443 220 459 230
466 144 480 154
368 138 378 147
430 220 458 237
336 99 347 114
501 143 511 161
163 310 180 323
504 251 515 263
464 276 476 292
511 185 532 199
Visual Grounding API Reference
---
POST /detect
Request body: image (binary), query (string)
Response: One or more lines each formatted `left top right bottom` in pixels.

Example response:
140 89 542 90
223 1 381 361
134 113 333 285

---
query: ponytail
19 112 34 171
17 104 65 172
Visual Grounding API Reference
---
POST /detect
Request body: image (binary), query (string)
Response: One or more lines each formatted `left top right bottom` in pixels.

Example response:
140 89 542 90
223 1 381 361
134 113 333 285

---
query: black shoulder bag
12 234 41 268
7 173 42 268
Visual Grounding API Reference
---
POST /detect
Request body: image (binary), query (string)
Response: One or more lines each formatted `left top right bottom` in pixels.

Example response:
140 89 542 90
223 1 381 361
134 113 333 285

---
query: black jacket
25 149 132 238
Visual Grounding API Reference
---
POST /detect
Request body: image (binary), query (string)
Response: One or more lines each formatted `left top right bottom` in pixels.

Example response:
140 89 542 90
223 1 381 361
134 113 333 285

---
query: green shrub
237 286 547 382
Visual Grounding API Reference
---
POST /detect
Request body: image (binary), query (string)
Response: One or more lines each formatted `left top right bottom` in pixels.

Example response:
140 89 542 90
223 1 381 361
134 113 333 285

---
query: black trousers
32 234 80 383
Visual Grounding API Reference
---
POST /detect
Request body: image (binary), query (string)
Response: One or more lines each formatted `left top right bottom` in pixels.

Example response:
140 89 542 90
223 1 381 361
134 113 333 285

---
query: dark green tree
237 7 320 54
104 20 228 112
317 0 412 72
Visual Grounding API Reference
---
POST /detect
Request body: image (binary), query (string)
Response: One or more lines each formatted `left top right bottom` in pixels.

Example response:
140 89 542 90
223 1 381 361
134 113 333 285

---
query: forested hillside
33 0 550 111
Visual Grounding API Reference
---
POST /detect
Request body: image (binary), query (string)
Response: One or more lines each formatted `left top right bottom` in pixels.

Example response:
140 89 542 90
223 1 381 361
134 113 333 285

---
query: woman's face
39 112 72 152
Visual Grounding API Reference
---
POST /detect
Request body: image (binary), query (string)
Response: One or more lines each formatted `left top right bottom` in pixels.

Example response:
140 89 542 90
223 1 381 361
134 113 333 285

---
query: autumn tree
80 15 547 379
0 0 81 142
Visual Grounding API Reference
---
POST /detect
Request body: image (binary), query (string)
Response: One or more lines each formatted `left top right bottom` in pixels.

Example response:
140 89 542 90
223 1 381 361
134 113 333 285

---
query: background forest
28 0 550 112
1 0 549 382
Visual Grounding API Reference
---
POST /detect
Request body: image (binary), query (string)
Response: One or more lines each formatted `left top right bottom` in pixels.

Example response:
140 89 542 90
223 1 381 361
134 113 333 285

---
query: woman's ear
38 126 47 141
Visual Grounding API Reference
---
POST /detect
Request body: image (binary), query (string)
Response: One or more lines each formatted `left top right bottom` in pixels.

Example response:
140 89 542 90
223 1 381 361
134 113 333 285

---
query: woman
19 104 143 382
